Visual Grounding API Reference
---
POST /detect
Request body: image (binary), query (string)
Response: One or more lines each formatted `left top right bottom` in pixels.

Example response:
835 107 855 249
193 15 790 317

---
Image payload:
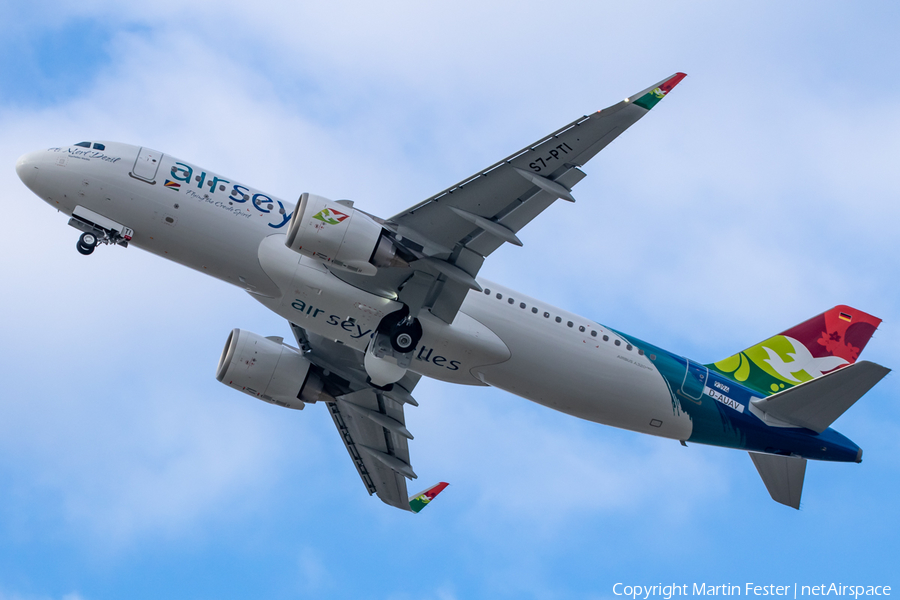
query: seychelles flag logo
312 207 349 225
164 180 181 190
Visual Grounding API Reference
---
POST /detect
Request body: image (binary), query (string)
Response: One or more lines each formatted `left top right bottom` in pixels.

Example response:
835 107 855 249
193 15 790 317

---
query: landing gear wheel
389 319 423 353
377 306 424 354
77 232 97 255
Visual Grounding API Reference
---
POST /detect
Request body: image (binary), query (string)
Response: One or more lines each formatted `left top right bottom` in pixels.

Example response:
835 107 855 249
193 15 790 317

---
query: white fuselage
17 141 693 441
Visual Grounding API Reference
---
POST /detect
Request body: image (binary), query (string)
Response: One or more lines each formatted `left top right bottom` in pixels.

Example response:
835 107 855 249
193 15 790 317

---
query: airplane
15 73 890 512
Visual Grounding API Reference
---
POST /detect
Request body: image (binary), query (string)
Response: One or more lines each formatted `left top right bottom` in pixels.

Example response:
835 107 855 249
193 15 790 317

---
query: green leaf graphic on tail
708 306 882 397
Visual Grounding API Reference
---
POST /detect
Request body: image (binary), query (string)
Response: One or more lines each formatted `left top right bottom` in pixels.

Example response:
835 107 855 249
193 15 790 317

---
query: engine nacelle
284 193 398 275
216 329 331 409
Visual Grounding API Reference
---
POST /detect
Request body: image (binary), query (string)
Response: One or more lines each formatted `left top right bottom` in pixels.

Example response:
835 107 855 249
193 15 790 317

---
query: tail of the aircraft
708 306 888 510
708 305 882 397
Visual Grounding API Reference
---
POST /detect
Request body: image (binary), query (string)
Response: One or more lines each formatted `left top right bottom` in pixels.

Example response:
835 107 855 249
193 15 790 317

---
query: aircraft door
681 359 709 400
132 147 163 182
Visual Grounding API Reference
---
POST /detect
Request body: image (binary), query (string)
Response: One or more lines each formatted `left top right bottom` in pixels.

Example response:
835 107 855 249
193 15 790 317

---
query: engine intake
284 193 400 275
216 329 331 409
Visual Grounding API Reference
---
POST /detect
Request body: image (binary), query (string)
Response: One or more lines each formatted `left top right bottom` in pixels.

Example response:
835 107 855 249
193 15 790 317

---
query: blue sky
1 2 899 599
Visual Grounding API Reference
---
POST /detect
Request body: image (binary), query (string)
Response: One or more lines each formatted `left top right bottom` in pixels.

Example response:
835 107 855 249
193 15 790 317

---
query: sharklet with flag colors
633 72 687 110
408 482 449 513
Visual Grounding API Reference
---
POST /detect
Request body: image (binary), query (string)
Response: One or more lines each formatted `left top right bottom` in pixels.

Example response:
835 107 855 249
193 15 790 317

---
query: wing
331 73 686 323
289 323 440 511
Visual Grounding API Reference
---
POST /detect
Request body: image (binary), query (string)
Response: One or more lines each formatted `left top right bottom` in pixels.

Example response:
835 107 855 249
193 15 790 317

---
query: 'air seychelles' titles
169 162 293 229
290 298 461 372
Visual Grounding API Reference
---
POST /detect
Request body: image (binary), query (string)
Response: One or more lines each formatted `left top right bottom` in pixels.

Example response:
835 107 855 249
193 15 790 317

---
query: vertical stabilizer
749 452 807 509
709 306 882 397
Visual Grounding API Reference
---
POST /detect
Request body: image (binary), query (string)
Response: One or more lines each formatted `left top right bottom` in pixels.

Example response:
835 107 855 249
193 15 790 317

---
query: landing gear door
132 147 163 182
681 359 709 400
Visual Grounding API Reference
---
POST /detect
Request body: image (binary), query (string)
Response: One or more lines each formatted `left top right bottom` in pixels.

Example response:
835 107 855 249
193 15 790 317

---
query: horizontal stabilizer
749 452 807 509
751 361 890 433
409 482 449 513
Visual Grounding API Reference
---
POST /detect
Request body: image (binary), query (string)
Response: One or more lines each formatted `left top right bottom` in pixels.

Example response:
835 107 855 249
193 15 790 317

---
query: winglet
630 72 687 110
409 482 449 513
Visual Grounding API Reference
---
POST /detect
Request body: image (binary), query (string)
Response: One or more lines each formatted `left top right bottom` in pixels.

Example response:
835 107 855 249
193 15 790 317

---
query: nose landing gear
68 206 134 257
76 232 98 255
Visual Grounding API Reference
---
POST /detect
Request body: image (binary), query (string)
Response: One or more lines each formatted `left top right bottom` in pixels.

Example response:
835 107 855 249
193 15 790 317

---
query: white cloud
297 546 333 592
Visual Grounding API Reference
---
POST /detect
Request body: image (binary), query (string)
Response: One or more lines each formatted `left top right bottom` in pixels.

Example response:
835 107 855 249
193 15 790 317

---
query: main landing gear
365 306 424 388
378 306 423 354
76 232 98 255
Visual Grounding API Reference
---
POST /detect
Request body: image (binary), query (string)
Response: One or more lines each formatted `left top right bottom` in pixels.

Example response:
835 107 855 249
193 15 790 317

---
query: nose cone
16 151 41 191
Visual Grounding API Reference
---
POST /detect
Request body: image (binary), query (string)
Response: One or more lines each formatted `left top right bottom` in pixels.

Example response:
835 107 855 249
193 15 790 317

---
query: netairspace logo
613 584 892 600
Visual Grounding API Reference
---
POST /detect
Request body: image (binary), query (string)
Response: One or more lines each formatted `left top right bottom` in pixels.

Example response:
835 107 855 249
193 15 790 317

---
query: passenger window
626 344 632 351
92 143 105 151
74 142 91 148
532 307 538 314
543 312 550 318
555 317 562 323
567 321 573 327
579 326 585 332
614 340 621 346
496 293 503 300
591 331 597 337
508 298 514 304
650 354 657 361
638 349 644 356
603 335 609 341
520 302 526 309
484 289 491 295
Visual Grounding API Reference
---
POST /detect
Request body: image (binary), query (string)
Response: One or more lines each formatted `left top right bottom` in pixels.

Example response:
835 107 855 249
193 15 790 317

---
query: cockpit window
73 142 106 150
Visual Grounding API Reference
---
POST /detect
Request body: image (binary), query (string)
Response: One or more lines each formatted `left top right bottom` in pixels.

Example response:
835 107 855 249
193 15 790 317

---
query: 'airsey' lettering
170 161 292 229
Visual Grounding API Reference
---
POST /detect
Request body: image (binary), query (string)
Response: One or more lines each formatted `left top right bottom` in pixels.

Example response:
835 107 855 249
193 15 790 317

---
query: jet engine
216 329 331 409
284 193 402 275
